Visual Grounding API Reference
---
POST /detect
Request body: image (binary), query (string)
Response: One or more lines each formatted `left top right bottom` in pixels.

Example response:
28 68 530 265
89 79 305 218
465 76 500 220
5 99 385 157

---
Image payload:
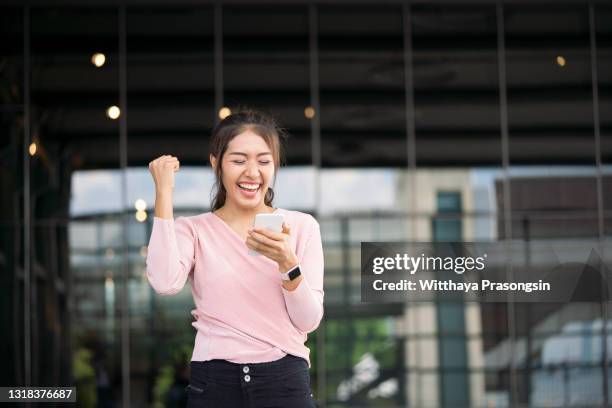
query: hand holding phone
248 213 284 256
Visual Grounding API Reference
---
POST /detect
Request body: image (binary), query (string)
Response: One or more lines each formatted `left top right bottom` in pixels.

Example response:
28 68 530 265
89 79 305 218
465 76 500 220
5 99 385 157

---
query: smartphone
248 213 284 256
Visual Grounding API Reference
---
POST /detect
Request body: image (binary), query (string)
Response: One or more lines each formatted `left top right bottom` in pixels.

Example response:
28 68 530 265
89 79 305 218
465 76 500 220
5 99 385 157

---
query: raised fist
149 155 180 192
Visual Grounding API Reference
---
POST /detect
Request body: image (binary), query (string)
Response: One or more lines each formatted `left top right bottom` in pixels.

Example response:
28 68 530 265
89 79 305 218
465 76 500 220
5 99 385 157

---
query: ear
209 154 217 171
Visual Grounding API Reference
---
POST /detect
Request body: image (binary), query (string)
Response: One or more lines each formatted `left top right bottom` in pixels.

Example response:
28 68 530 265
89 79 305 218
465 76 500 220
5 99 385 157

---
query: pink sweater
145 208 324 368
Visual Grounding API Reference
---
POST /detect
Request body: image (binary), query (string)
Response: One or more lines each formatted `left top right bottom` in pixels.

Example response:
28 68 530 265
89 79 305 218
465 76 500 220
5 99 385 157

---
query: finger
246 237 259 249
248 230 282 249
250 228 284 242
245 237 254 249
282 223 291 234
163 159 178 167
246 237 267 254
248 230 275 245
251 228 286 243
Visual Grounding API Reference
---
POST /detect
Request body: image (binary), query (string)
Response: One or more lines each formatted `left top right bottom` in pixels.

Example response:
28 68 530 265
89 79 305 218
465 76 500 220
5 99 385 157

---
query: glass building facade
1 2 611 407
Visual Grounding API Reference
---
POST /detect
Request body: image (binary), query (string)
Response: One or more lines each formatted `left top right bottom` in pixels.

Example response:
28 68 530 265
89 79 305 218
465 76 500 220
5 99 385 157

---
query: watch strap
280 264 301 281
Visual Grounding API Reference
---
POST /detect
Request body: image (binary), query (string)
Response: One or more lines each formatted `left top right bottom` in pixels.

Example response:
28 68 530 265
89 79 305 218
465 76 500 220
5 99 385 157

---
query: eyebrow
227 152 272 157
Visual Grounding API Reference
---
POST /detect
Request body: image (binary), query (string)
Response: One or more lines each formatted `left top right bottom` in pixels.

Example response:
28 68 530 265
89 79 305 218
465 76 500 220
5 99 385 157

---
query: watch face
288 267 301 281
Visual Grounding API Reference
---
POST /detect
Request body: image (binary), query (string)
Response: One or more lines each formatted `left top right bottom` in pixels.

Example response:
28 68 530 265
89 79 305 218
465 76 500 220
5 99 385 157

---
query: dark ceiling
1 3 611 169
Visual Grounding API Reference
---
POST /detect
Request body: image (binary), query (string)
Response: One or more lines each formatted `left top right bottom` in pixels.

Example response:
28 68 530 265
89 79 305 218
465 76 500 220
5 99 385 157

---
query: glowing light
91 53 106 67
556 56 566 67
219 107 231 119
304 106 316 119
134 199 147 211
135 210 147 222
106 106 120 120
28 142 37 156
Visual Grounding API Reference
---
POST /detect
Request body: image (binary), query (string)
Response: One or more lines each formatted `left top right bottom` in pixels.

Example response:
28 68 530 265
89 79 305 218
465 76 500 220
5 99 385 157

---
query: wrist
281 274 303 291
156 187 174 196
279 255 299 273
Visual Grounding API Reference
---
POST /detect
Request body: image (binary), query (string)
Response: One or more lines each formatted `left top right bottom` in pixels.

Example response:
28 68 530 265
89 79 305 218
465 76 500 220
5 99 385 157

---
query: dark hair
209 108 287 211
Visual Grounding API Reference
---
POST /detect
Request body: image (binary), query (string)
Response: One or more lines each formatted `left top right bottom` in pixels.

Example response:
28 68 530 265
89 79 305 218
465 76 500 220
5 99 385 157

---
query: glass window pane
126 7 214 405
31 6 123 396
319 5 406 167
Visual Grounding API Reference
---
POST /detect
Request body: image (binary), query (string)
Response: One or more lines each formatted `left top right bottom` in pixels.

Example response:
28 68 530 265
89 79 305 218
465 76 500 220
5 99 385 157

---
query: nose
245 161 259 179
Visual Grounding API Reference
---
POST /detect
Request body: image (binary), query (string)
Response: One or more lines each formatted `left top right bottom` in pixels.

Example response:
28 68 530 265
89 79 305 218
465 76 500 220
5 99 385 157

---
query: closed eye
232 160 271 165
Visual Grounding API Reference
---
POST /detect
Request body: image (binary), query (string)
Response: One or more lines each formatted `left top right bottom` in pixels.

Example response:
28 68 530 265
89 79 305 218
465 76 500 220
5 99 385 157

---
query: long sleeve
146 216 197 295
281 217 325 333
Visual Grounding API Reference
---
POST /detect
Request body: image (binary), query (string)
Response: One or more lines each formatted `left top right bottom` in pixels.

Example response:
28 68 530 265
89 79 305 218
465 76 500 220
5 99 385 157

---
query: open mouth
237 183 261 194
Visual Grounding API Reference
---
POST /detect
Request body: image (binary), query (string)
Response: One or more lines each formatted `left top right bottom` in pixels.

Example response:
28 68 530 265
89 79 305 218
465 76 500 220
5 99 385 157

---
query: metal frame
495 3 520 406
214 2 223 124
589 4 609 405
118 5 131 406
308 4 326 407
23 4 32 391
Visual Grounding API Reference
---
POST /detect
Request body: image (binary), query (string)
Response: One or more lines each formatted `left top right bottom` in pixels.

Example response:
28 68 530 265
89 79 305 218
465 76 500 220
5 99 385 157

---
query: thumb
282 222 291 234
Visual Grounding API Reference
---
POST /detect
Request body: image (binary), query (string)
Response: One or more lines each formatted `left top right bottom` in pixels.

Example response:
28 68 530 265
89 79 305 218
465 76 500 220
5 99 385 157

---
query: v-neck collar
210 208 281 243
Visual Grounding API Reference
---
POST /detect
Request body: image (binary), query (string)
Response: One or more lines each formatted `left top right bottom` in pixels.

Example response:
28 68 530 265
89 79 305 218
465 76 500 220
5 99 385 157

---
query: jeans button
243 366 250 373
244 374 251 382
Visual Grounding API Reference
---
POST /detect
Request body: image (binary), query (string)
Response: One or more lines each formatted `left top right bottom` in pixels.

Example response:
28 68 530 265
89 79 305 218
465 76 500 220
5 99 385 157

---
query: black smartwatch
280 264 302 281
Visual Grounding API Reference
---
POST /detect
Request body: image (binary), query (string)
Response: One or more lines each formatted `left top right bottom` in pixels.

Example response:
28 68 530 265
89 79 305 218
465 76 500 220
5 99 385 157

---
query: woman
146 109 324 408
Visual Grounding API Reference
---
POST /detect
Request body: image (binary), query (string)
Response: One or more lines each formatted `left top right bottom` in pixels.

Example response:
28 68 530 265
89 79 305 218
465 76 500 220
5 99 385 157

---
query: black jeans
186 354 317 408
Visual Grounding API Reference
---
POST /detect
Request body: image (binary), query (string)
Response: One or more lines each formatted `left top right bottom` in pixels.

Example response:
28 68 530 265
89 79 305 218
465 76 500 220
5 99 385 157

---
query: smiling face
210 129 276 211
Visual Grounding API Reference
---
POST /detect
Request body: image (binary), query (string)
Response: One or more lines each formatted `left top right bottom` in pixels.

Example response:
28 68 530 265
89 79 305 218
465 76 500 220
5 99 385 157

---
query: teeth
239 183 259 191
